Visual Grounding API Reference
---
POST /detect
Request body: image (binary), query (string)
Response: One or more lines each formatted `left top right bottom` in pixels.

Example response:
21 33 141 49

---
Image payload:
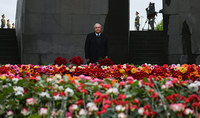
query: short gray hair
94 23 102 28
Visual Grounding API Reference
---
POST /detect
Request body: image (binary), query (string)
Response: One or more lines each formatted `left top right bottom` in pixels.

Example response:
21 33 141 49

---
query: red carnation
69 56 84 66
98 57 114 66
54 57 67 66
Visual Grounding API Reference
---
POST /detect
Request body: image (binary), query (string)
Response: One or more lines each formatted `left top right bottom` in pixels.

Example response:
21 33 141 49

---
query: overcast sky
130 0 163 30
0 0 17 28
0 0 162 30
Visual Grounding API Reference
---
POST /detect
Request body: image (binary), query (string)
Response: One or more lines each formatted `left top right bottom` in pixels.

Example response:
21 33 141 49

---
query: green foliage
155 19 163 31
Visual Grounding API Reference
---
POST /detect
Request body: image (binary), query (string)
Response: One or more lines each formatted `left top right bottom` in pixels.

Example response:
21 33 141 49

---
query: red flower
96 109 106 115
133 99 140 105
188 94 200 103
102 104 110 110
59 92 66 97
69 56 83 66
117 94 126 100
131 105 138 110
77 99 84 106
30 76 37 82
54 57 67 65
192 102 200 109
52 92 58 96
98 58 114 66
94 91 102 97
81 89 88 94
103 100 111 105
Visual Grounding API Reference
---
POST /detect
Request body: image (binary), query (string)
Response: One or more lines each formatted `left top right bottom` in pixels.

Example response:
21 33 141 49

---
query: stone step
0 29 16 35
0 29 20 64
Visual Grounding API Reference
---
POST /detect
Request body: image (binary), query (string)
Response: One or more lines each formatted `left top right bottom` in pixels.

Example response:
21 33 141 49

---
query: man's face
2 15 5 18
94 24 102 33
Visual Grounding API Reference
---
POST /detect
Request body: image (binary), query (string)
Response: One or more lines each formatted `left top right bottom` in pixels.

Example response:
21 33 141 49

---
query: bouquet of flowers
54 57 67 65
99 57 114 66
69 56 84 66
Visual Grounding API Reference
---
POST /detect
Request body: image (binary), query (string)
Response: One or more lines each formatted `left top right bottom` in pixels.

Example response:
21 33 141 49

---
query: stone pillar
16 0 109 64
164 0 200 64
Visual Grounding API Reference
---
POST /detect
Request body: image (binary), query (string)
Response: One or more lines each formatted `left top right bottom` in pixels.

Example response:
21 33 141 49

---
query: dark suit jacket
85 32 108 63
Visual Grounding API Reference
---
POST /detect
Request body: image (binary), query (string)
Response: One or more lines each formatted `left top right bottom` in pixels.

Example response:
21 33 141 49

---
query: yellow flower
131 68 137 74
19 68 22 73
119 69 125 74
179 67 187 74
0 75 7 80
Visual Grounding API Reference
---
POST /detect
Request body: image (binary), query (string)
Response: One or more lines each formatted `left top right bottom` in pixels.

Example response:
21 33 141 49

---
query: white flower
21 108 29 116
12 78 20 84
46 78 54 82
26 98 36 105
39 108 48 115
54 74 62 79
118 112 127 118
2 85 8 88
116 105 126 112
7 111 13 116
79 109 87 116
53 95 62 100
123 64 127 69
138 108 144 115
14 86 24 96
184 108 194 115
54 84 59 89
39 92 50 98
58 86 64 91
36 76 42 81
88 105 98 112
87 102 96 108
15 91 24 96
106 88 119 95
14 86 24 93
194 81 200 86
161 85 167 90
65 88 74 97
69 104 78 113
188 83 199 92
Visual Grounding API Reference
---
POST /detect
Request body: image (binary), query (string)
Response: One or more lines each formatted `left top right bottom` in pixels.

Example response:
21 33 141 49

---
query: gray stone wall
16 0 108 64
164 0 200 64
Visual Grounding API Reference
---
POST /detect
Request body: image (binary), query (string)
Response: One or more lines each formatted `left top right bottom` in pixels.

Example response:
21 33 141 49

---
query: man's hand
86 59 90 62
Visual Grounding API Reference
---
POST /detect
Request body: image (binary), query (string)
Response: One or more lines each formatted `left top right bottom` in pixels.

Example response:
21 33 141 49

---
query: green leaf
28 114 41 118
153 106 164 113
42 74 47 80
128 111 138 118
132 80 139 87
142 77 148 83
101 108 117 118
104 79 112 85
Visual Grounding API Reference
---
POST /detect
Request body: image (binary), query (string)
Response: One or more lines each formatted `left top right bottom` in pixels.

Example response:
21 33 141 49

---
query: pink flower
126 76 133 81
170 103 186 112
138 108 144 115
165 81 174 89
39 108 48 115
66 112 72 117
119 82 125 87
21 108 28 116
69 104 78 113
118 112 127 118
26 98 36 106
184 108 194 115
79 109 87 116
7 110 13 116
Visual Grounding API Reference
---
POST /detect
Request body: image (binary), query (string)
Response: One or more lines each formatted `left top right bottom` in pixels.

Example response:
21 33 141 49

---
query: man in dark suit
85 23 108 63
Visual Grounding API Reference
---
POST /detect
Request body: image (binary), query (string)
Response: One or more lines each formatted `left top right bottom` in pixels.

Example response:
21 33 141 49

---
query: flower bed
0 64 200 117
